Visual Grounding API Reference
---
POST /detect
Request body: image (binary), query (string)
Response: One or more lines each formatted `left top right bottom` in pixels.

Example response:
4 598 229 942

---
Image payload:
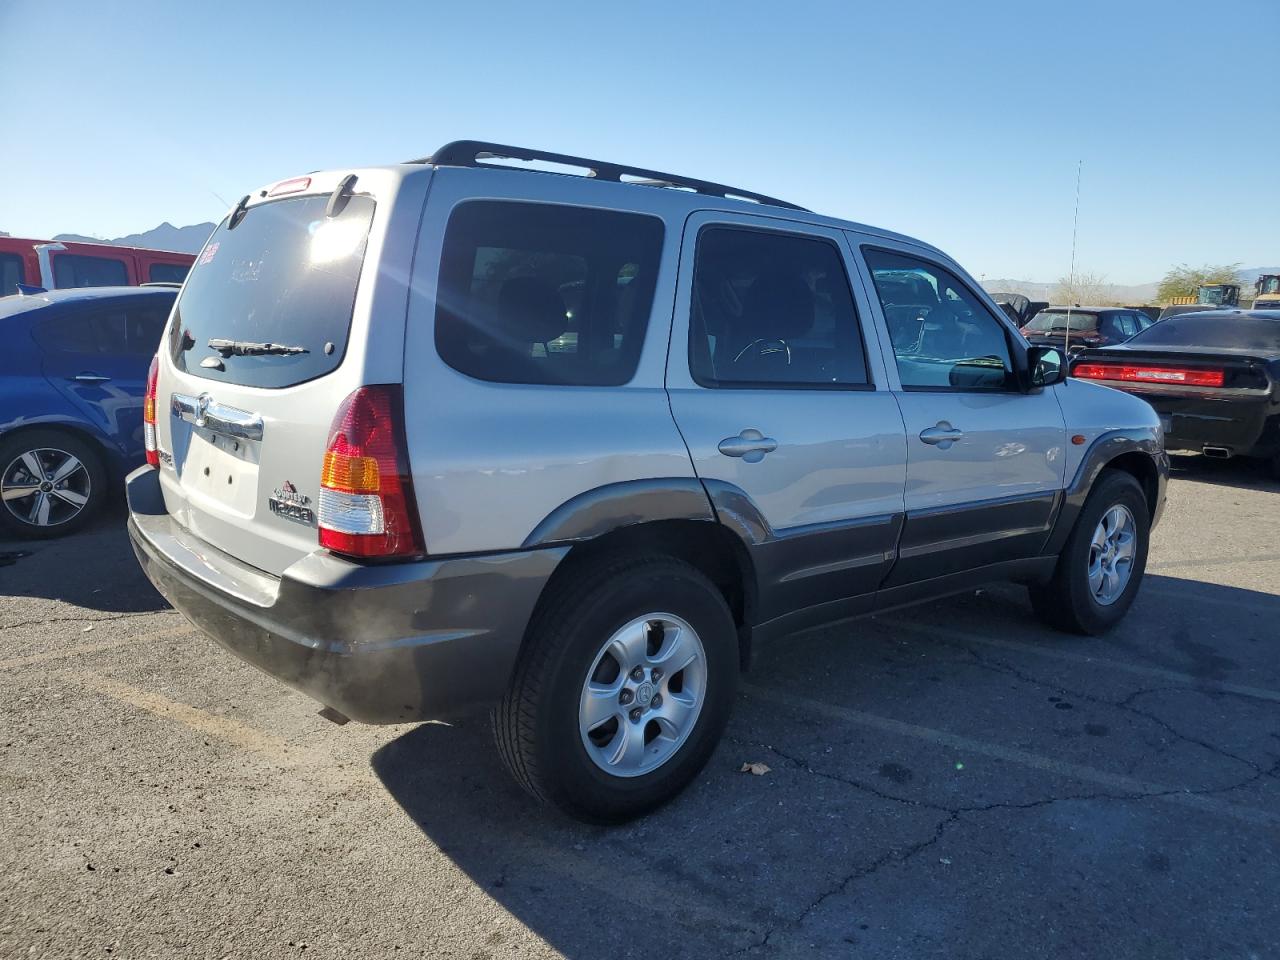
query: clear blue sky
1 0 1275 284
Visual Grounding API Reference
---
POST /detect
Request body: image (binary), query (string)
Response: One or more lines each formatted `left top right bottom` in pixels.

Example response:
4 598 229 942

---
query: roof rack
412 140 808 212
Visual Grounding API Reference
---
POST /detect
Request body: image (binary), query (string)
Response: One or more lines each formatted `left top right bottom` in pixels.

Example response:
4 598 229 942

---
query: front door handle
718 428 778 463
72 373 111 384
919 422 964 449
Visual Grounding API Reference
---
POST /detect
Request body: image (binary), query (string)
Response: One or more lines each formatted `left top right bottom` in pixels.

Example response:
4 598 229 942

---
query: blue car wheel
0 429 106 539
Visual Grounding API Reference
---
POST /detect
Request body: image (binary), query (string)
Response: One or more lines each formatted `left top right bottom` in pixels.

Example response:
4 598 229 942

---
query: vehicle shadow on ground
1168 452 1279 492
370 573 1280 958
0 501 169 614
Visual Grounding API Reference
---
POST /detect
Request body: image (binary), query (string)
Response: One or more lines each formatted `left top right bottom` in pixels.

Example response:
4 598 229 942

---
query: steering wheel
732 338 792 366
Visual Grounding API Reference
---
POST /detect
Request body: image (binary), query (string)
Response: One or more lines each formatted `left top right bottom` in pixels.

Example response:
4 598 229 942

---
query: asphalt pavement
2 454 1278 959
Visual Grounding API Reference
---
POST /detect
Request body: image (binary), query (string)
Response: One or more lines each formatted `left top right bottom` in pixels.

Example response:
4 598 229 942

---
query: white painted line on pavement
0 625 194 672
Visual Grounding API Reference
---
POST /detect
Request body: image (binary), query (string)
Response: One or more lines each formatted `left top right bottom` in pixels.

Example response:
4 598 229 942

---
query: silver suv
127 141 1167 823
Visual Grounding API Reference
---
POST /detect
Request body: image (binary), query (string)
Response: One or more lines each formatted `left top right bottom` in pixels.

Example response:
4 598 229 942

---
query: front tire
1031 470 1150 635
0 430 107 540
494 555 738 823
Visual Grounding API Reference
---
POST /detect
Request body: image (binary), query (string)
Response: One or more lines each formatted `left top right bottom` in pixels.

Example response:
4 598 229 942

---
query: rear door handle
71 373 111 384
718 429 778 463
919 423 964 449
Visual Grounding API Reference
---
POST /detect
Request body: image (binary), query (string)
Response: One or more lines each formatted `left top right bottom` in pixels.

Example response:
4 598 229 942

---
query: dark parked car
1022 306 1155 354
1072 310 1280 477
0 286 174 537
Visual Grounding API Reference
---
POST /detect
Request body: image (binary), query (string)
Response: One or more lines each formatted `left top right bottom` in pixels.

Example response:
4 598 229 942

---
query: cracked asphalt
2 454 1278 959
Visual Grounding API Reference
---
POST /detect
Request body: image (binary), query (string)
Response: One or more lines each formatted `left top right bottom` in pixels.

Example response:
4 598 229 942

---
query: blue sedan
0 286 175 538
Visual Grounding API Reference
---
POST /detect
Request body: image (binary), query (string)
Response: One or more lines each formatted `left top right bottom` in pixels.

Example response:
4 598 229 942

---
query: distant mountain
984 267 1280 305
46 221 216 254
109 222 216 254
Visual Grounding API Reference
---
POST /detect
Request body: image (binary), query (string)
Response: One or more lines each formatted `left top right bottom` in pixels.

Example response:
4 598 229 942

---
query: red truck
0 236 195 296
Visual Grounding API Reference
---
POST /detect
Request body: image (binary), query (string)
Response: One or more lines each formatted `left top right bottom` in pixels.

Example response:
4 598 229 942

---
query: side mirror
1028 346 1067 387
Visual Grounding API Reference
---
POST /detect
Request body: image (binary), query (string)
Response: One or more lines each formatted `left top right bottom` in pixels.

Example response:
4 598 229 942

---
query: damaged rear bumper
126 466 564 723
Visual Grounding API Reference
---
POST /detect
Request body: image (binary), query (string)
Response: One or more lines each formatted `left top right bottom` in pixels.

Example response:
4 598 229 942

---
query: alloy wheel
1088 504 1136 605
578 613 707 778
1 448 92 528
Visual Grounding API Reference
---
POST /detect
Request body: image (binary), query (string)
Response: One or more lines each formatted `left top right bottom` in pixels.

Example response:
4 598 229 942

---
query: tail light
143 355 160 467
318 385 424 559
1073 363 1225 387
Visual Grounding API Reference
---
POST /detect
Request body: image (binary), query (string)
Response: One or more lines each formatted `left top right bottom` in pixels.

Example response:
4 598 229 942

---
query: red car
0 236 195 296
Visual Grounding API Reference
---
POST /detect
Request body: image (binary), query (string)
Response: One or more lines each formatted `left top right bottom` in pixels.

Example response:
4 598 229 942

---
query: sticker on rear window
198 242 220 266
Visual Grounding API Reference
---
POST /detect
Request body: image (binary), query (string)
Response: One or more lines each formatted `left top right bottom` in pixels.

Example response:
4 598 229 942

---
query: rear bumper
126 466 565 723
1141 393 1278 458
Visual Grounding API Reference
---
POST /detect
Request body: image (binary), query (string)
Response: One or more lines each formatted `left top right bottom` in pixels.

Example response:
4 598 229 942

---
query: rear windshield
1127 315 1280 352
1024 310 1099 332
168 194 374 388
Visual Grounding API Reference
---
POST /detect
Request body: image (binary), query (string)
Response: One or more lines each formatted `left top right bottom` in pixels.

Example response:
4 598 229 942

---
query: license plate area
177 428 260 517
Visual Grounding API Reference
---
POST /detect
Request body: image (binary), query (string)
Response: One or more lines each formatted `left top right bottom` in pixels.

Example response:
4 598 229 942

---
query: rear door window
689 226 870 387
148 262 190 284
1 253 24 296
435 201 664 386
34 307 129 355
52 254 129 288
168 195 375 388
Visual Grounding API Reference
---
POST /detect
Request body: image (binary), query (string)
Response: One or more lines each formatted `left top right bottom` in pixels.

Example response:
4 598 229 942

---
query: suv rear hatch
152 169 427 577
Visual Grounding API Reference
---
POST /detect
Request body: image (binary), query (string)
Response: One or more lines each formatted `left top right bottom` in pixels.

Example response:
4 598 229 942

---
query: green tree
1156 263 1240 303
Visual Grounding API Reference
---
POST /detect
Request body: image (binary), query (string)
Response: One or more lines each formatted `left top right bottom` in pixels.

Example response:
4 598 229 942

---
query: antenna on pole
1064 160 1083 359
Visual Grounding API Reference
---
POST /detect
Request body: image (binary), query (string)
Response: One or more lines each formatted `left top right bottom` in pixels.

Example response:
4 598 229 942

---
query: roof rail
411 140 808 212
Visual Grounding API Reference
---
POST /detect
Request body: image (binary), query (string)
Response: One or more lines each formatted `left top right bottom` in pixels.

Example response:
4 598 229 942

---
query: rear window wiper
208 338 309 357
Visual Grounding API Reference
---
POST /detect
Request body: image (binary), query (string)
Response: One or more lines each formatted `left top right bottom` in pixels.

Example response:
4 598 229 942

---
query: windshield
168 194 375 388
1198 286 1229 305
1023 310 1098 333
1128 315 1280 352
1258 277 1280 296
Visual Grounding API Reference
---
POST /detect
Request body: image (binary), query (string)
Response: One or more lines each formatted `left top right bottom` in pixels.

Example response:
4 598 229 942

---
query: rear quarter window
435 201 665 386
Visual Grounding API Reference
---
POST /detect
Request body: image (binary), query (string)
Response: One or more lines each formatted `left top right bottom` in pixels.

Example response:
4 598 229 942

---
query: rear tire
494 555 738 823
0 429 107 540
1031 470 1149 635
